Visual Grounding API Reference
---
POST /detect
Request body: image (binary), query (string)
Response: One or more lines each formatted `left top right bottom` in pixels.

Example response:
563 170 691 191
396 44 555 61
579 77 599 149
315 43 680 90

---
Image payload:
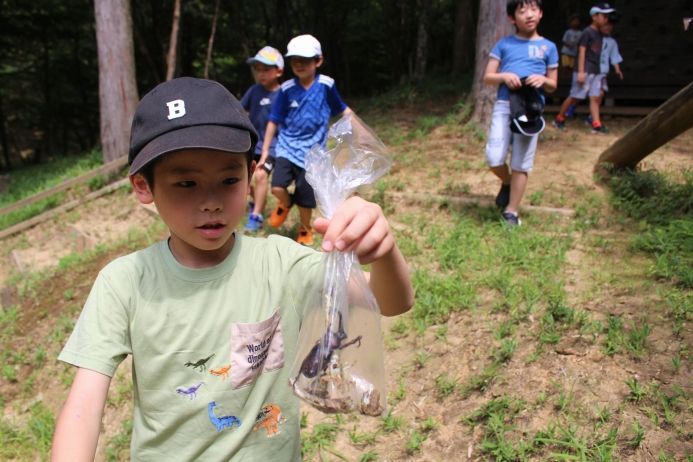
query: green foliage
301 420 343 461
632 219 693 288
106 420 133 462
609 169 692 225
27 402 55 455
381 410 404 433
464 396 529 461
0 150 102 207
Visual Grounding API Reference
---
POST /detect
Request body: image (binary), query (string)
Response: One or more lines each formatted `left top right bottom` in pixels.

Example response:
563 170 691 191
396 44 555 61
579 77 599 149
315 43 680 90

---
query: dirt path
1 111 690 461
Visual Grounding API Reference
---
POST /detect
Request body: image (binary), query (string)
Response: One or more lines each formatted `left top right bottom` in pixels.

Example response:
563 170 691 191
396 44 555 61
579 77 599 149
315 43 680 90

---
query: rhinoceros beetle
298 312 362 379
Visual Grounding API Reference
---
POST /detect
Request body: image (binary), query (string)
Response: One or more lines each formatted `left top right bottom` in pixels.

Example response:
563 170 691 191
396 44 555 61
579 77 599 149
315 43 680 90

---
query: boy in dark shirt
553 2 615 134
241 46 284 232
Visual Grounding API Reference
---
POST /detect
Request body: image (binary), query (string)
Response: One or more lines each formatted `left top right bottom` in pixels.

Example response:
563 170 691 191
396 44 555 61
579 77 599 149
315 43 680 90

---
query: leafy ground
0 82 691 461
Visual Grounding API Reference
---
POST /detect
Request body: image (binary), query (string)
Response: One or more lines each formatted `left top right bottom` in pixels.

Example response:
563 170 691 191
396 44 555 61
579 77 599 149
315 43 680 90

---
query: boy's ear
130 173 154 204
316 56 324 68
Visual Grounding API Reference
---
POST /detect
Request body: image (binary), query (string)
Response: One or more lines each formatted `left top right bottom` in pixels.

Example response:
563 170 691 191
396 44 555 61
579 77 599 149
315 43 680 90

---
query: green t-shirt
59 234 324 461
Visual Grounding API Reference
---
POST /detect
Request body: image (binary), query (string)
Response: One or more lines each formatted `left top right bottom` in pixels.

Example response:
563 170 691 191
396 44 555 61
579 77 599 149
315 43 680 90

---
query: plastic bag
288 114 392 416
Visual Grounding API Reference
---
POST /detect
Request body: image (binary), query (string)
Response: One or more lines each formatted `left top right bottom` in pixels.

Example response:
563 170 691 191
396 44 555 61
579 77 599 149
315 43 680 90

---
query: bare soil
0 107 691 461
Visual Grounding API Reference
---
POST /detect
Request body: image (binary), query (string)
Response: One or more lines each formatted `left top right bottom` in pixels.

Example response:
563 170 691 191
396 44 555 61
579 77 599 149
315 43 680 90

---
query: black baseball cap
128 77 258 174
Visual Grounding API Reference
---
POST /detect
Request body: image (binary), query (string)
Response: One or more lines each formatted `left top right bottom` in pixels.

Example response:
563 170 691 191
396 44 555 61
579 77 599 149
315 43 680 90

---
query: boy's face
252 63 282 88
593 13 609 27
570 18 581 29
511 2 543 35
600 22 614 35
290 56 322 82
131 149 253 267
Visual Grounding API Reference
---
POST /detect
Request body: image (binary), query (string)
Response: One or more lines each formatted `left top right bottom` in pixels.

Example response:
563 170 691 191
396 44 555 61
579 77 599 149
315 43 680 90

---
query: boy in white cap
51 77 413 461
260 34 352 246
554 2 615 134
241 46 284 232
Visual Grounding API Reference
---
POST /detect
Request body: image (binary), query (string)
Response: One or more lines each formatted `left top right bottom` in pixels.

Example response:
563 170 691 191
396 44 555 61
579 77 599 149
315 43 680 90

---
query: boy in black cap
51 77 413 461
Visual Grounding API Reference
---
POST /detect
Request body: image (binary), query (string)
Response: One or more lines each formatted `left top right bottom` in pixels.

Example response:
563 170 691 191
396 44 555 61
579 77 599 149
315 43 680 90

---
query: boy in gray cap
51 77 413 461
242 46 284 232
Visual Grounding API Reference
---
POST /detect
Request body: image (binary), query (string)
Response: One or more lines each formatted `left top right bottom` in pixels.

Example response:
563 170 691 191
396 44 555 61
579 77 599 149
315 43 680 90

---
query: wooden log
595 81 693 177
0 178 130 241
0 156 128 217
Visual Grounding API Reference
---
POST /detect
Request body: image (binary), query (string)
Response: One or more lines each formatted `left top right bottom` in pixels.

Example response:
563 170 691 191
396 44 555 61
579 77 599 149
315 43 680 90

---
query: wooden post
595 81 693 178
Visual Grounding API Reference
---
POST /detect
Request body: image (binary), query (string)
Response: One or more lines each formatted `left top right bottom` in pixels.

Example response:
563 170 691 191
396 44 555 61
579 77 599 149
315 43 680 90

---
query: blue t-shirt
240 84 279 156
489 35 559 101
269 74 347 168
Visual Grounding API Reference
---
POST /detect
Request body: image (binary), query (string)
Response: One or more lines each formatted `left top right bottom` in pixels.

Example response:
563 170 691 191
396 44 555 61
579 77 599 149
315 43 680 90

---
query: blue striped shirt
269 74 347 168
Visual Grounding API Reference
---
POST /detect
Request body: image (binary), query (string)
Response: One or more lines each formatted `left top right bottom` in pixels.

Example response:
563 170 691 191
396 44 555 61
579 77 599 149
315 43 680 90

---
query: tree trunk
165 0 181 81
94 0 139 163
595 81 693 177
413 0 430 84
452 0 477 75
203 0 221 79
469 0 512 126
0 92 10 171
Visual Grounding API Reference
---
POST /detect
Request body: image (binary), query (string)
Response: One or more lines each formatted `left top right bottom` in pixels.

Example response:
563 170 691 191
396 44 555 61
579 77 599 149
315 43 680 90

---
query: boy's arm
313 196 414 317
259 121 278 166
614 63 624 80
483 57 521 89
525 68 558 93
52 368 111 462
577 45 587 83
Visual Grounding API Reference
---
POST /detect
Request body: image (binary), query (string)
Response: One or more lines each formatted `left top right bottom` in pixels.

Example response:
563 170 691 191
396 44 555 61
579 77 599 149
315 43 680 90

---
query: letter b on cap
166 99 186 120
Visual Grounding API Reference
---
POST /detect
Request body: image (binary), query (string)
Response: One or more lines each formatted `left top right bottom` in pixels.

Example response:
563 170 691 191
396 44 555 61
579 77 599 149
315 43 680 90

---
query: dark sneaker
495 183 511 208
247 200 255 214
591 124 609 135
502 211 521 226
584 115 593 126
552 119 566 130
244 213 263 232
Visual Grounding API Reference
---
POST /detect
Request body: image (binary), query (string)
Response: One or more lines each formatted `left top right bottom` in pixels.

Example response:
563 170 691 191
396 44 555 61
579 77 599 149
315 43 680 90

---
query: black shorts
271 157 316 208
252 153 275 174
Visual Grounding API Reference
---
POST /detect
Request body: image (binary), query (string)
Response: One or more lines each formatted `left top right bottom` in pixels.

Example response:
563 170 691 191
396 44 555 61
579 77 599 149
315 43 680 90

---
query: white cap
590 3 615 15
246 46 284 69
285 34 322 58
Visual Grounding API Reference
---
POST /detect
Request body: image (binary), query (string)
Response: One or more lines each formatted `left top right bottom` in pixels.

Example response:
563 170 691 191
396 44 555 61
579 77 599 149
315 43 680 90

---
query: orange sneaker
269 204 290 228
296 227 314 246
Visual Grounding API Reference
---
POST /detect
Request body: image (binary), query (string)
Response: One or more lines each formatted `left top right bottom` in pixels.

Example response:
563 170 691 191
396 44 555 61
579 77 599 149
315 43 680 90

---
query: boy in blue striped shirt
259 34 351 246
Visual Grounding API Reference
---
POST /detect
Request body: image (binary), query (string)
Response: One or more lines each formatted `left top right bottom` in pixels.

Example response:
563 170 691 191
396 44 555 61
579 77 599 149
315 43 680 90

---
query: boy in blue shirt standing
260 34 351 245
241 46 284 232
482 0 558 226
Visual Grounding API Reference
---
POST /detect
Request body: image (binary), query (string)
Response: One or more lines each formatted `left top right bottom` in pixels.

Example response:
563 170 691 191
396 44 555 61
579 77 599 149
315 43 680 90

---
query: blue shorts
485 101 538 173
569 73 604 99
271 157 316 208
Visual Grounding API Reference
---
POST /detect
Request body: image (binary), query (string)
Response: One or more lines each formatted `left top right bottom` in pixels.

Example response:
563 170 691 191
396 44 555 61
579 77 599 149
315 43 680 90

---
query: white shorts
569 72 605 99
485 100 538 173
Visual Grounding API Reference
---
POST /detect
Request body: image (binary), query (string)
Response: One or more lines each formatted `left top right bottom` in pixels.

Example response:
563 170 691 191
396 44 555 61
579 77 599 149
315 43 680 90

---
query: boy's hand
524 74 547 88
577 71 586 84
502 73 522 90
616 69 624 80
313 197 394 265
257 149 269 170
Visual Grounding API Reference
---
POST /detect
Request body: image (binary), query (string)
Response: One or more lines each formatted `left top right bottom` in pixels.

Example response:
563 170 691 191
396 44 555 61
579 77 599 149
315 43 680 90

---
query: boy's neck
262 81 280 92
516 30 540 40
298 73 317 89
